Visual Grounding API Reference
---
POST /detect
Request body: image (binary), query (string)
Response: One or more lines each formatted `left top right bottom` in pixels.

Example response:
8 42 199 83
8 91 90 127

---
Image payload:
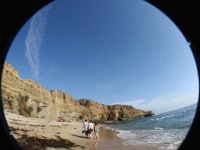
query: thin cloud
113 94 198 114
25 4 52 79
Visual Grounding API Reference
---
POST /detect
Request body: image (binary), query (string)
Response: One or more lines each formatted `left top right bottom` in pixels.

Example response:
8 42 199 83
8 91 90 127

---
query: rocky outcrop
1 62 154 122
1 62 52 119
78 99 153 121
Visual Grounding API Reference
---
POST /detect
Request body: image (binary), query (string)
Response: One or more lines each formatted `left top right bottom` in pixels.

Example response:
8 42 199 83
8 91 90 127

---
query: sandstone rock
1 62 154 122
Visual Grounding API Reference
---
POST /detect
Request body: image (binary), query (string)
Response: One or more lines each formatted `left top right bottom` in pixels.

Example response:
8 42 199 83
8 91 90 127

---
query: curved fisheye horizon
1 0 199 150
5 0 198 114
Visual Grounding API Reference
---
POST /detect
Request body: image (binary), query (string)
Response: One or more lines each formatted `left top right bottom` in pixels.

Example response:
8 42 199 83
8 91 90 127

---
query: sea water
107 103 197 150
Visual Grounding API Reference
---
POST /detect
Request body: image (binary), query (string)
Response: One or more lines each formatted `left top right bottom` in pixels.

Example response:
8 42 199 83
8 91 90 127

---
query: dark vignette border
0 0 199 149
0 1 54 149
146 1 200 149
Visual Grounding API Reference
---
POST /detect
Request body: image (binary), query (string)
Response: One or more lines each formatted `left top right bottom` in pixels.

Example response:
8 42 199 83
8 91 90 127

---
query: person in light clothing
88 120 94 139
82 119 89 138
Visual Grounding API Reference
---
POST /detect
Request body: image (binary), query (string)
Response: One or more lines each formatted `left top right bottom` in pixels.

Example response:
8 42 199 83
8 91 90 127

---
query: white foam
154 127 164 130
113 128 186 150
116 130 137 140
154 114 176 121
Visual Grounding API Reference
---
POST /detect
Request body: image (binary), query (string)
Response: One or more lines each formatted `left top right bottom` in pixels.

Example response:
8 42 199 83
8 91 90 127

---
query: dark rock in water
144 111 154 117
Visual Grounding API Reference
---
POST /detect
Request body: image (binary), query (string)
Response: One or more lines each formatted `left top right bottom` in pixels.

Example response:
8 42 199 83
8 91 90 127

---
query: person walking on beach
82 119 89 138
94 122 100 140
88 120 94 139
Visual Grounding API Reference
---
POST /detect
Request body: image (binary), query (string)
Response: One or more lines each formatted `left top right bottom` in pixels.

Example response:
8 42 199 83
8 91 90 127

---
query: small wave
105 126 115 130
155 114 176 121
154 127 164 130
116 130 137 140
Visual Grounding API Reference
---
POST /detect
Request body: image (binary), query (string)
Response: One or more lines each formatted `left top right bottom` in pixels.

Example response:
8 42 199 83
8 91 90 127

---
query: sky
5 0 199 114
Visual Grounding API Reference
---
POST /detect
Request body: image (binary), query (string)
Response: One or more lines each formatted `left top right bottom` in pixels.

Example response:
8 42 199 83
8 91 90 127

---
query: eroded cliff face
1 62 154 122
1 62 52 119
78 99 153 121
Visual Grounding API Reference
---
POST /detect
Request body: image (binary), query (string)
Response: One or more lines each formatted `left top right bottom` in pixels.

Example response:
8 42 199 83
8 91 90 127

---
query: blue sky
6 0 198 114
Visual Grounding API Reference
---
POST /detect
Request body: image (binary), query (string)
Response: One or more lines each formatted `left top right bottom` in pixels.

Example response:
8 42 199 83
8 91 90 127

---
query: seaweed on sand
16 134 85 150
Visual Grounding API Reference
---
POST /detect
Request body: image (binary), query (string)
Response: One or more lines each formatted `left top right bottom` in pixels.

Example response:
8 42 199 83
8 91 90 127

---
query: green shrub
37 106 42 112
18 94 32 117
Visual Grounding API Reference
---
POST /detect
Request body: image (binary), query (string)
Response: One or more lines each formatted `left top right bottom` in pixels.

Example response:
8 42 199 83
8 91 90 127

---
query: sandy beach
4 112 157 150
4 112 96 150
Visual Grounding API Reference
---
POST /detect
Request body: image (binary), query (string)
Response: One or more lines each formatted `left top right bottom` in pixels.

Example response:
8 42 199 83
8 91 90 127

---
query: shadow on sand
71 134 88 139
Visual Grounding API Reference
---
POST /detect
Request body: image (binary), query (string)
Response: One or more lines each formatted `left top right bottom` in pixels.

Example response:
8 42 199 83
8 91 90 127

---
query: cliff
1 61 154 122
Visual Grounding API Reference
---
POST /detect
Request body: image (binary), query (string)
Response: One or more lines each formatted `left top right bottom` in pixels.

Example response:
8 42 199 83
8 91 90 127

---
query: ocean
107 103 197 150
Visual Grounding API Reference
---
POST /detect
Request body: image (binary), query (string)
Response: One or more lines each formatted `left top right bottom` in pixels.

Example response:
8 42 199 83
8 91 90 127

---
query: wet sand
96 126 159 150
